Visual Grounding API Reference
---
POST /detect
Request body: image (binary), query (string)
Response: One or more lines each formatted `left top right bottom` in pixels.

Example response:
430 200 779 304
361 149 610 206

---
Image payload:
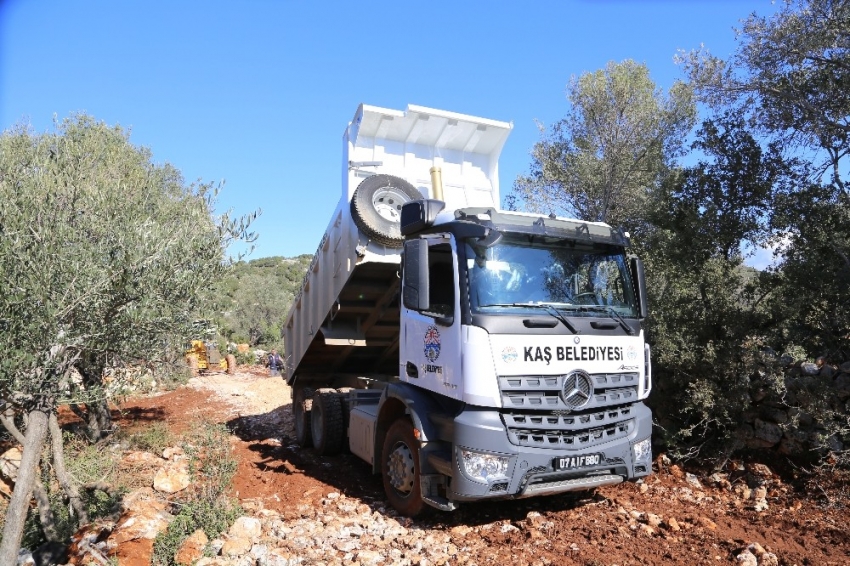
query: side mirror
629 256 648 319
402 239 430 311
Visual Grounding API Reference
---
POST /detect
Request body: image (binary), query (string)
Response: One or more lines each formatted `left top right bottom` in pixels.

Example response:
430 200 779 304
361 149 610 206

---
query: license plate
554 453 602 470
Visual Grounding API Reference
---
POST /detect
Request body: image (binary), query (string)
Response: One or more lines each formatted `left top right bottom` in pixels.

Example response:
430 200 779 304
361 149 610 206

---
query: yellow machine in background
185 340 236 375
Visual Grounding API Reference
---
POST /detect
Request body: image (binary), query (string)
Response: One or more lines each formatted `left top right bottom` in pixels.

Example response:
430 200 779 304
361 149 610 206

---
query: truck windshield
465 236 639 318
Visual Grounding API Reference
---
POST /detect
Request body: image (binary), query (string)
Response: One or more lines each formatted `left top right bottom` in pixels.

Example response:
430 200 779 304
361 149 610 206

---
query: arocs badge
424 326 441 362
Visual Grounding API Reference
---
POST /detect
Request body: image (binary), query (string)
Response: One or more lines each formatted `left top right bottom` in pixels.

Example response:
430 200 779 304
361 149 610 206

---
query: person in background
268 349 283 377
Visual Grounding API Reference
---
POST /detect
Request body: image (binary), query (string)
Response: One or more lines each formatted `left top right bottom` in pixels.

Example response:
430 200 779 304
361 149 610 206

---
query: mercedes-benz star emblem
561 371 593 409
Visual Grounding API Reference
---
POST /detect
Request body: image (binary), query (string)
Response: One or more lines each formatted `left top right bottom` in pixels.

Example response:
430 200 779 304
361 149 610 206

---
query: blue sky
1 0 778 263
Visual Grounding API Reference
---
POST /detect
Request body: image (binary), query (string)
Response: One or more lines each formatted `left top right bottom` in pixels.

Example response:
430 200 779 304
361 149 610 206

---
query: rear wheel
381 419 425 517
293 386 315 447
311 389 345 455
350 174 423 247
336 387 353 432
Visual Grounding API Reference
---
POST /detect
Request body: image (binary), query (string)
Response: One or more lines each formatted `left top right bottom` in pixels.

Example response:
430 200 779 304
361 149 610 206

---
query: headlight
460 449 510 482
632 438 652 462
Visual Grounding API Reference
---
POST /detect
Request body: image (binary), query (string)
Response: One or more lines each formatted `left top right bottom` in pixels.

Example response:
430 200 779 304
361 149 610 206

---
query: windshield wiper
579 305 635 335
481 302 578 334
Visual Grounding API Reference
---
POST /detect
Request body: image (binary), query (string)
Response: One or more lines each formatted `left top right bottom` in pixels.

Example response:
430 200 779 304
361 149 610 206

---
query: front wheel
381 419 425 517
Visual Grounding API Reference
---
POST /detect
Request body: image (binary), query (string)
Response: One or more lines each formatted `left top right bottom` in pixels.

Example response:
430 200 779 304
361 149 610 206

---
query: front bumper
445 402 652 502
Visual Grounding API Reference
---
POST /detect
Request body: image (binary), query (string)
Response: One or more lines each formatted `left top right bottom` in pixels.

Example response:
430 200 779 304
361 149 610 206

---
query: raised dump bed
283 104 512 385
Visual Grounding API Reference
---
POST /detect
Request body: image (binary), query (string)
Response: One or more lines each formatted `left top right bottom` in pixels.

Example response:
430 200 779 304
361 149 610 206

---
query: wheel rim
386 441 415 494
372 186 412 222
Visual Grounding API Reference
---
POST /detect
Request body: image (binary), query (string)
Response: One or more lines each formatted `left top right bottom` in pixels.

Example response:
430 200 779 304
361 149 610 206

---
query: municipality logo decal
424 326 441 362
502 346 518 363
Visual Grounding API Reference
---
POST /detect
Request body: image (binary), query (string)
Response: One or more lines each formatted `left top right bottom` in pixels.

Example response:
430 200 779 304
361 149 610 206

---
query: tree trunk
73 363 114 441
1 405 60 543
49 412 89 525
0 408 50 565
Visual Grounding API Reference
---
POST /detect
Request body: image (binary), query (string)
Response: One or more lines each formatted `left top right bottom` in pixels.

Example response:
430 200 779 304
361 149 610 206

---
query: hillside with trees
211 255 312 350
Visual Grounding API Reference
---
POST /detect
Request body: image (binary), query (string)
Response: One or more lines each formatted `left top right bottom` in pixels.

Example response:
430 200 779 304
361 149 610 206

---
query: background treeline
210 255 312 350
510 0 850 467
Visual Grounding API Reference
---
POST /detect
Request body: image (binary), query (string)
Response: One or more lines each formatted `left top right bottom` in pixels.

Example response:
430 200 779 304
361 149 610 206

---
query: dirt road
115 369 850 565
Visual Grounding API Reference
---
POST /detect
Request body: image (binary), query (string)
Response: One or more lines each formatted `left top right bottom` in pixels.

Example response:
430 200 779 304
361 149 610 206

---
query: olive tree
0 115 256 561
511 59 697 231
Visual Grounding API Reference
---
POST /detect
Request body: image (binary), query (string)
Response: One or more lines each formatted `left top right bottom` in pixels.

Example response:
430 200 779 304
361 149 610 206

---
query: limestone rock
229 516 262 539
736 550 758 566
153 460 190 493
108 488 172 544
0 446 23 482
176 529 209 565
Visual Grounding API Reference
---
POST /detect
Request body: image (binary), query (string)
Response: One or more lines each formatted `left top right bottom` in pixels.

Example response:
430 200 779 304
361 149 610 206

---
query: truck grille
498 372 639 411
503 416 634 449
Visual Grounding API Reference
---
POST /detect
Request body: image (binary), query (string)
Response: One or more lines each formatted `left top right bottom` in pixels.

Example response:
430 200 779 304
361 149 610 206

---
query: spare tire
351 174 424 247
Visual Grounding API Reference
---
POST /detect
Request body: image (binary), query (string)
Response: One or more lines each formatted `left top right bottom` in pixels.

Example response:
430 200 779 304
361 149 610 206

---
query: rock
834 373 850 399
666 517 681 532
685 473 703 490
0 446 23 482
668 464 684 478
736 550 758 566
162 446 185 460
108 488 172 544
747 542 766 556
840 361 850 373
752 419 782 447
176 529 208 565
708 473 731 489
16 548 34 566
778 428 809 456
819 365 836 379
638 523 656 537
121 451 162 465
221 535 252 557
229 516 262 539
800 362 819 376
697 516 717 530
779 354 795 367
356 549 385 565
645 513 662 528
450 525 473 537
153 460 190 493
761 408 789 424
752 498 769 512
753 486 768 500
760 553 780 566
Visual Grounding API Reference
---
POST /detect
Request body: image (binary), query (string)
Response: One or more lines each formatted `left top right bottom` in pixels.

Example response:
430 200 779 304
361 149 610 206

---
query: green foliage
125 421 174 454
211 255 311 348
152 496 241 566
512 59 696 230
0 114 256 412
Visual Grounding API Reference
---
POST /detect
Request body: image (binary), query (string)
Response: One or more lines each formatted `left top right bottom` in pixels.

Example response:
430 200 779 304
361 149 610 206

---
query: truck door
401 235 463 400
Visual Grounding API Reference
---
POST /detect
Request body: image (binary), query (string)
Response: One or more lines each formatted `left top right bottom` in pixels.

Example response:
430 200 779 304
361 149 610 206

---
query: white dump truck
282 103 653 516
